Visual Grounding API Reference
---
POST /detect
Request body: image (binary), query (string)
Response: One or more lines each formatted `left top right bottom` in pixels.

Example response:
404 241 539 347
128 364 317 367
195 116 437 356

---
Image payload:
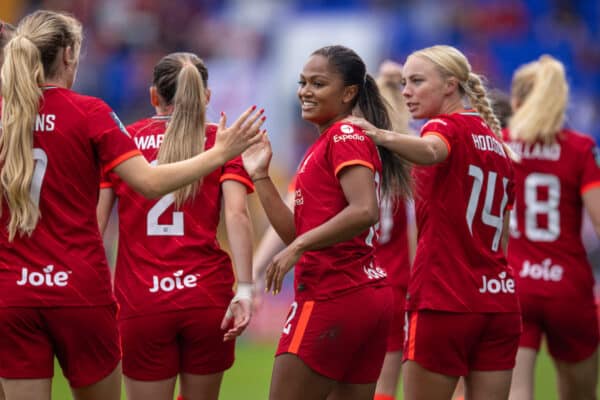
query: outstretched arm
113 107 266 198
345 116 448 165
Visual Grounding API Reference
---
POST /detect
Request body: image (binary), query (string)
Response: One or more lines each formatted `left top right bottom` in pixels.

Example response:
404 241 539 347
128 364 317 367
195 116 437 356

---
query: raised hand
242 133 272 180
215 106 267 162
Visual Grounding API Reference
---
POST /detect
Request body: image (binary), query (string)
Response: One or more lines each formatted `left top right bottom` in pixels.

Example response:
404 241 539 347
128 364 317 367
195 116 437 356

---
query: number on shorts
31 148 48 207
282 301 298 335
466 164 509 252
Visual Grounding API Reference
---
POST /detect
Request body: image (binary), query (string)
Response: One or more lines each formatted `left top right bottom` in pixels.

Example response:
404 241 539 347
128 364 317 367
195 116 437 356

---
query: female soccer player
504 55 600 400
0 10 264 400
372 60 416 400
97 52 255 400
348 45 520 400
243 45 411 400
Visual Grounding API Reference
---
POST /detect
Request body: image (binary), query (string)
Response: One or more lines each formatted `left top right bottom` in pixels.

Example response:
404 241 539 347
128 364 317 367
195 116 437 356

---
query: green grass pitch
49 341 597 399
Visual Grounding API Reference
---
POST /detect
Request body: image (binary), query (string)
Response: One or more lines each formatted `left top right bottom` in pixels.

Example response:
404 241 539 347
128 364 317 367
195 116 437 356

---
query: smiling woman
242 45 411 400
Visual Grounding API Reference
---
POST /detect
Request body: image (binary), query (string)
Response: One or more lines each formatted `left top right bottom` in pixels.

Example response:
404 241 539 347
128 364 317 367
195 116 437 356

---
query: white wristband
232 282 254 303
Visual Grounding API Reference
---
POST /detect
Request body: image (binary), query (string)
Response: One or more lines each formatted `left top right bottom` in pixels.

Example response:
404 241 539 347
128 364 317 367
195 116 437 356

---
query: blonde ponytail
155 54 207 208
509 55 567 144
0 35 45 240
464 72 502 138
0 10 82 241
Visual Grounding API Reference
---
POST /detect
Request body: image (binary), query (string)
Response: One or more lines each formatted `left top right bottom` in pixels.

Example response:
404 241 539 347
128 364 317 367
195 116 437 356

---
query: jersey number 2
146 160 184 236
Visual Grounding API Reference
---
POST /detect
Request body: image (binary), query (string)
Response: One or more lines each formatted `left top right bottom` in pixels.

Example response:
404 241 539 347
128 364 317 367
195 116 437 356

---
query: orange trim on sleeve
407 312 418 360
288 301 315 354
423 131 451 155
100 182 113 189
581 181 600 195
334 160 375 176
102 149 142 174
220 173 254 193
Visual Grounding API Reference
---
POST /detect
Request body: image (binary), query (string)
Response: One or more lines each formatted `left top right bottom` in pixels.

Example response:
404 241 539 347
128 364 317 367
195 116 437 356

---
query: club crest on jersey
110 112 131 137
340 124 354 134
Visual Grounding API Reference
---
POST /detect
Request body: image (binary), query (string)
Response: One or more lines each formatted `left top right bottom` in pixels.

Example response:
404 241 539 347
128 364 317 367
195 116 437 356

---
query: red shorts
387 286 407 353
0 304 120 388
404 310 521 376
276 285 393 384
119 307 234 380
519 294 599 362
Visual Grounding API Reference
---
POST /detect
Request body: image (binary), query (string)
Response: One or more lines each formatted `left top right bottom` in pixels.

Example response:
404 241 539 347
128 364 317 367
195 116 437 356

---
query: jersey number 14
466 164 510 252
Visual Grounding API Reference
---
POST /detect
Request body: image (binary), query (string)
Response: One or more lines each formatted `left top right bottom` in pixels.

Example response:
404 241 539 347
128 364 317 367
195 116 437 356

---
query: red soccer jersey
0 87 140 307
503 128 600 300
376 199 411 290
407 112 519 313
293 121 385 301
103 118 253 319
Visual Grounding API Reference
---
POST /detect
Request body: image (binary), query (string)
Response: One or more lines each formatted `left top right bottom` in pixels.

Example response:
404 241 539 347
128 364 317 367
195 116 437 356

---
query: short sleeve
328 123 377 178
581 142 600 194
86 99 140 173
420 117 456 155
221 156 254 193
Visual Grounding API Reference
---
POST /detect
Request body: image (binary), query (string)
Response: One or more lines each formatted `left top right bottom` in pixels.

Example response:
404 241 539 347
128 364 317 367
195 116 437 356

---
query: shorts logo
16 265 71 287
340 124 354 134
478 271 515 294
363 263 387 280
149 270 199 293
520 258 563 282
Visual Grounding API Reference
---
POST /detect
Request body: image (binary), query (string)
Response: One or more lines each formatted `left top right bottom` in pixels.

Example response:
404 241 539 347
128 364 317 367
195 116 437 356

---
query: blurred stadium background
1 0 599 399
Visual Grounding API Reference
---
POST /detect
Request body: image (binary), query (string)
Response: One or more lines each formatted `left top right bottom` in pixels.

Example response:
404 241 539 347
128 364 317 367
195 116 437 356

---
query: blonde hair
154 53 207 208
376 75 411 133
509 55 567 144
411 45 502 138
0 10 82 241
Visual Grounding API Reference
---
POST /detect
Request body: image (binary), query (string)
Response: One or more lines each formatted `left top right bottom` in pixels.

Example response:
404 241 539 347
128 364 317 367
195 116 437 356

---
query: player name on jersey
471 134 507 157
134 134 165 150
508 141 561 160
35 114 56 132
